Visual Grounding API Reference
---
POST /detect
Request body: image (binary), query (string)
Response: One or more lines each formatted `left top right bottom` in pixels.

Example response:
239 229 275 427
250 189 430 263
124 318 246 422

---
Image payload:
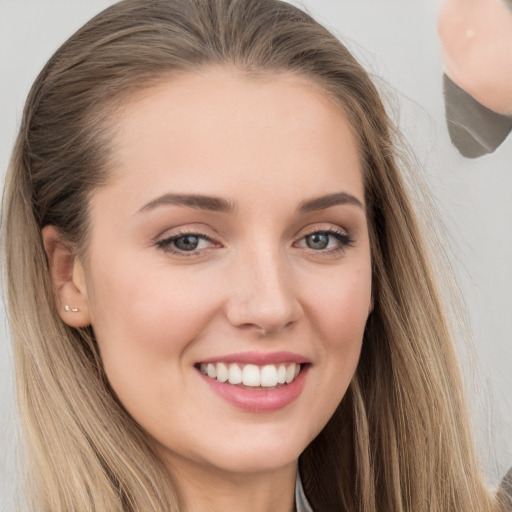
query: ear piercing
64 305 80 313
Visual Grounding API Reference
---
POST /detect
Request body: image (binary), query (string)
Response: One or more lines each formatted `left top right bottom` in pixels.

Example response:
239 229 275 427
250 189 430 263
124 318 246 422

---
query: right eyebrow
136 193 236 215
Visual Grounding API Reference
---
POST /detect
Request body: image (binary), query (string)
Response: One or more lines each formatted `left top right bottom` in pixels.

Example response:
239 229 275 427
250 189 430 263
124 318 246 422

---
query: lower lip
199 366 309 413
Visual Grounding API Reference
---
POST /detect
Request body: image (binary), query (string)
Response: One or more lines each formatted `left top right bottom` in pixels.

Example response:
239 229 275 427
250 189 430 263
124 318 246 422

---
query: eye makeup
155 225 355 259
156 230 219 256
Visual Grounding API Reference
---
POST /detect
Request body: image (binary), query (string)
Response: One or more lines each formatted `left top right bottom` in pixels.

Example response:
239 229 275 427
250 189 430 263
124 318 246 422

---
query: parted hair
2 0 499 510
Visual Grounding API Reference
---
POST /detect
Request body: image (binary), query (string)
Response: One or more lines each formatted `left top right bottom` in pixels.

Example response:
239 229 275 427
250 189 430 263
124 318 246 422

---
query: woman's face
72 69 372 476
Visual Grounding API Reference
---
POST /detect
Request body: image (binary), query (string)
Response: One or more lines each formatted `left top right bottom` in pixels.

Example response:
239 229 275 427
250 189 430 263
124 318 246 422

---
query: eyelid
298 224 348 237
294 224 351 242
293 225 355 254
155 229 221 256
153 223 354 258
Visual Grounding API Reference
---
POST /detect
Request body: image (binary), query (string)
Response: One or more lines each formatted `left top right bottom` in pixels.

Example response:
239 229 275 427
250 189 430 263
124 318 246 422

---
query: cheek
90 251 213 329
85 256 222 390
303 260 371 409
85 259 229 435
310 260 372 344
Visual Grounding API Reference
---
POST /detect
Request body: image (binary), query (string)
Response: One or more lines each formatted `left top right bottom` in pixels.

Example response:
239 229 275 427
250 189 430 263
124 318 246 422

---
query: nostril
226 301 302 335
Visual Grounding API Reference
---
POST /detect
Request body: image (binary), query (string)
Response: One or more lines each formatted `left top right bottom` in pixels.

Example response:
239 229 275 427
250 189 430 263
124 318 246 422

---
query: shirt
295 471 314 512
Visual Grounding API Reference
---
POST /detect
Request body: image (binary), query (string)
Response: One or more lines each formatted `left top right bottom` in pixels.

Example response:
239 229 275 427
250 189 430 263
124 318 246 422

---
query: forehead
100 68 364 213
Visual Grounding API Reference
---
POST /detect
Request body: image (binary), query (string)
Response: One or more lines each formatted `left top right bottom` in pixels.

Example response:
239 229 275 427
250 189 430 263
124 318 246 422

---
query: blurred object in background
438 0 512 157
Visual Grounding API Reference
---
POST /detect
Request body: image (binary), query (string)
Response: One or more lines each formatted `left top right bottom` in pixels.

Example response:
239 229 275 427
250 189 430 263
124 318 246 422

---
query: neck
163 454 297 512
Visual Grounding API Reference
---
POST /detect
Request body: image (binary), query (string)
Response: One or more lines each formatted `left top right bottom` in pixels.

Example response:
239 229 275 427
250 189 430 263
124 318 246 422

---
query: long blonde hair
1 0 499 510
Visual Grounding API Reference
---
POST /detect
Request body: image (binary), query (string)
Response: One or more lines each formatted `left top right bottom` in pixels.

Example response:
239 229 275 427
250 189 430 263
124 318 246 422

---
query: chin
203 445 301 476
212 422 323 474
154 424 313 477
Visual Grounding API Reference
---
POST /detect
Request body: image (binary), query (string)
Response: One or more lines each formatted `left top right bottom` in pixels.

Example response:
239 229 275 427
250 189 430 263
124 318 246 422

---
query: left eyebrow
297 192 364 213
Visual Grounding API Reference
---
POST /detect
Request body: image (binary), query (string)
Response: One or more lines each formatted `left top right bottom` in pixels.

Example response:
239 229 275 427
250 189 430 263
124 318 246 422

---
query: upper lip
198 351 310 366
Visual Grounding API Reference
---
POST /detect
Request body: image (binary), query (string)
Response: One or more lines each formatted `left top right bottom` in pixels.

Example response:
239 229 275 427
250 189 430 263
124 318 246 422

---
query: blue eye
173 235 201 251
157 232 215 255
305 233 330 250
298 229 354 253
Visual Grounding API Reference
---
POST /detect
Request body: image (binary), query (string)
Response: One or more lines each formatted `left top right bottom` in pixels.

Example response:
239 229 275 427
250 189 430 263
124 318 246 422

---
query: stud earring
64 305 80 313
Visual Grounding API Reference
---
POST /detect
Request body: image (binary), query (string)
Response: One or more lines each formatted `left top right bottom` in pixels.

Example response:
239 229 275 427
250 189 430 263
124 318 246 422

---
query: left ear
42 225 91 328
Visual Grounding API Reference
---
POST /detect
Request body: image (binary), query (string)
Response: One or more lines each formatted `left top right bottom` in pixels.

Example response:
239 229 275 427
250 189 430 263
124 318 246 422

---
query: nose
224 247 303 336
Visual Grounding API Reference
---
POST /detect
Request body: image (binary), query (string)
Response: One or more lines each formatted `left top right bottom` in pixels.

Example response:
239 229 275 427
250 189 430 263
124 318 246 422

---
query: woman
1 0 503 510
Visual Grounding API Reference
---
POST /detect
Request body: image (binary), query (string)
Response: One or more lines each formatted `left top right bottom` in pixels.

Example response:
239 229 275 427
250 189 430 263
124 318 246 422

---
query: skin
44 69 373 512
438 0 512 114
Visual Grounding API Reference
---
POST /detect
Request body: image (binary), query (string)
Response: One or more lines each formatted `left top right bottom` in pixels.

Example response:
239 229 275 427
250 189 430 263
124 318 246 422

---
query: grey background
1 0 511 508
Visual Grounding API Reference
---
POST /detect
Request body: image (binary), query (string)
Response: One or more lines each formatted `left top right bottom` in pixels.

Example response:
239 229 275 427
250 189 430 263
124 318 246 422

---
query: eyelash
156 230 216 256
297 227 355 256
155 228 355 257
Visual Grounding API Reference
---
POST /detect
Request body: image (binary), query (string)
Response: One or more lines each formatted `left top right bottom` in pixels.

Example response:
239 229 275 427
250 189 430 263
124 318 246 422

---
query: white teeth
200 361 302 387
260 365 278 387
228 363 243 384
207 363 217 379
242 364 260 386
277 364 287 384
285 363 296 383
216 362 228 383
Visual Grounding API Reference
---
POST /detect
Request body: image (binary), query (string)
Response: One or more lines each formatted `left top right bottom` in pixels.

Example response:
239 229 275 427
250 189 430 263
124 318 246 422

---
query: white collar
295 470 314 512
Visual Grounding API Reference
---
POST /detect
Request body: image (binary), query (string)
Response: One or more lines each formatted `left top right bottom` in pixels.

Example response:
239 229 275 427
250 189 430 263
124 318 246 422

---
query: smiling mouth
196 362 302 388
